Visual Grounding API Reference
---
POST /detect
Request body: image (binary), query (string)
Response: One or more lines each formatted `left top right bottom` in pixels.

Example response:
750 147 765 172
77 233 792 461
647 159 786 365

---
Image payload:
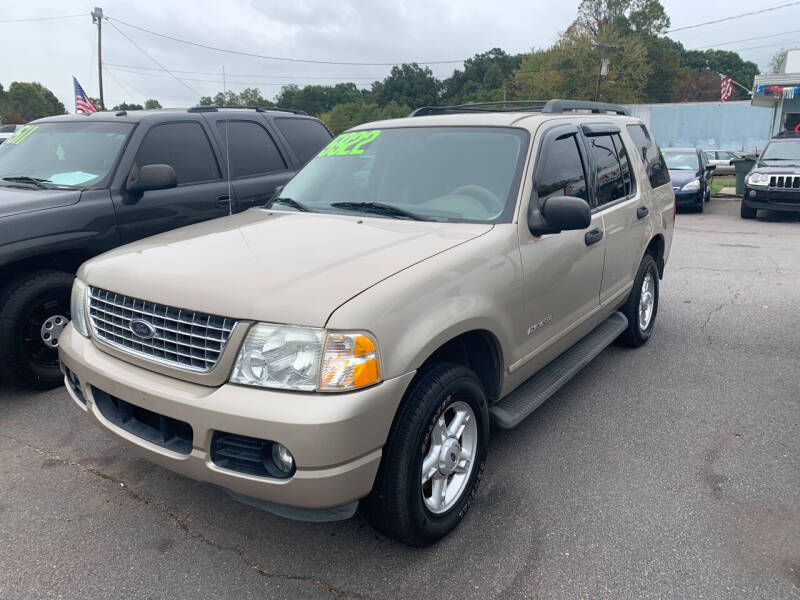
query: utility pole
592 43 619 102
92 7 105 110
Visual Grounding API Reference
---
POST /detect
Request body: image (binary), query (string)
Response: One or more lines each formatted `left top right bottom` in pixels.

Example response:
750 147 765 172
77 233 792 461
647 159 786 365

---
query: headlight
230 324 381 392
681 179 701 191
320 332 380 391
70 278 89 337
746 172 769 187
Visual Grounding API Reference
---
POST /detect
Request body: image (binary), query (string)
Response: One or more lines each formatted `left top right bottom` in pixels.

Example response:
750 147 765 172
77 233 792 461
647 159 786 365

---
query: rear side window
216 120 286 178
274 118 332 165
588 134 627 206
611 133 634 197
135 122 220 185
626 124 671 189
535 135 587 202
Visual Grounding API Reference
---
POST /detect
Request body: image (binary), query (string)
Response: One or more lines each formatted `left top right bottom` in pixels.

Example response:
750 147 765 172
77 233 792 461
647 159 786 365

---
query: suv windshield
0 121 133 188
761 139 800 161
663 152 699 170
275 126 529 223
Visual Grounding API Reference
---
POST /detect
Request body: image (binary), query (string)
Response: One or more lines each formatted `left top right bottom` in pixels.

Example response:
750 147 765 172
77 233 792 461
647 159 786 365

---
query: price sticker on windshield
5 125 39 145
319 130 381 156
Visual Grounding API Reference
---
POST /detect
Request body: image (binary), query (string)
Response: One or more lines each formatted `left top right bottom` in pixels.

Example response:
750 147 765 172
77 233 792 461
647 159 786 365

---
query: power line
105 63 395 80
105 18 201 96
693 28 800 50
667 1 800 33
103 67 147 101
0 14 84 23
106 16 465 66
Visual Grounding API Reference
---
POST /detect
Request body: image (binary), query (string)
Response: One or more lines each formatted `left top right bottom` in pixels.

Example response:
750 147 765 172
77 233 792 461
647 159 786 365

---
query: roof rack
187 105 308 115
409 99 629 117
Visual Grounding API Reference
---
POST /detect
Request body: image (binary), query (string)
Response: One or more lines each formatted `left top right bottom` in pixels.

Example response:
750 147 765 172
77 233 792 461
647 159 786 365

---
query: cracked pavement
1 199 798 599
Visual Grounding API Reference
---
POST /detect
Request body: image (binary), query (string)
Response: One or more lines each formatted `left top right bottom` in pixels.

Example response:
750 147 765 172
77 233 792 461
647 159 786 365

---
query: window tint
274 118 332 165
216 120 286 178
135 122 220 185
626 124 671 189
535 135 587 202
611 133 634 197
588 134 626 206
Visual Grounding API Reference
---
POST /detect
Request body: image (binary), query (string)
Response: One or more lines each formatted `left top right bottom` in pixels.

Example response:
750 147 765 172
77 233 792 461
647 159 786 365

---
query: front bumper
58 325 415 510
743 186 800 213
674 189 703 206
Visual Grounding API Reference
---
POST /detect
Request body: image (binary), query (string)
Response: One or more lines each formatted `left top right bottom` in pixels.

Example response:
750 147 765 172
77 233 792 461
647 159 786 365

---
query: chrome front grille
87 287 237 372
769 174 800 189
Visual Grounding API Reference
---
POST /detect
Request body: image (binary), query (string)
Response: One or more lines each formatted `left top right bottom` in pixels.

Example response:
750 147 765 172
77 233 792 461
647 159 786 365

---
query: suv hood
80 209 492 327
0 186 81 218
754 162 800 171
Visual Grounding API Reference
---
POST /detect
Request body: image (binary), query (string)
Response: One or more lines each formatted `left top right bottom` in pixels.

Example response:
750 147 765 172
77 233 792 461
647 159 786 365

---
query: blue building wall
623 101 772 153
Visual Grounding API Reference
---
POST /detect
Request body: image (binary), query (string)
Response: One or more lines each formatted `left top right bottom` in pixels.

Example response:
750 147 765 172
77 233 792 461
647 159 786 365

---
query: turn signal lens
320 332 380 391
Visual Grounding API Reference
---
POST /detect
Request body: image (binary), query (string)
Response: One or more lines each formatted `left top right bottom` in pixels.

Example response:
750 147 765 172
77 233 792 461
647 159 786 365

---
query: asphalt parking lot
1 198 798 599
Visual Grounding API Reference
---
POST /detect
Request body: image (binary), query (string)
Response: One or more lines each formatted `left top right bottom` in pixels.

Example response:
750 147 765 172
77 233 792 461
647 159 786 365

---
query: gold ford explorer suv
60 100 675 546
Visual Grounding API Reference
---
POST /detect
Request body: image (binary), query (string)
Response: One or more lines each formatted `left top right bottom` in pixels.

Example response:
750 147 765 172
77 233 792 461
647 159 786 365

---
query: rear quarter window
626 124 671 189
274 118 332 165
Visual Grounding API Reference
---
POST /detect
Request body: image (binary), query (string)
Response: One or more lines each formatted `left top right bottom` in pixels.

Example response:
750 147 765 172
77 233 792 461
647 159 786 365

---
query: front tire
361 363 489 546
618 254 659 347
740 202 757 219
0 271 74 389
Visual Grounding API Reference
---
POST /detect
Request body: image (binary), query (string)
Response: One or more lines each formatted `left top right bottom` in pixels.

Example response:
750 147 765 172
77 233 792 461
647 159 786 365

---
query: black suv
0 107 332 388
741 132 800 219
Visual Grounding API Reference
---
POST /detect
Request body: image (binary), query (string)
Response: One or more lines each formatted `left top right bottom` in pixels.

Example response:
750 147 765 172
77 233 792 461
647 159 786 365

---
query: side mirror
530 196 591 235
126 164 177 194
706 164 716 171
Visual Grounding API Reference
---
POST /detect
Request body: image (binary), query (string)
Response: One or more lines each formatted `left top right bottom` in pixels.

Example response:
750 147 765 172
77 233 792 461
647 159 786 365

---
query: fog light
749 190 756 198
271 443 294 474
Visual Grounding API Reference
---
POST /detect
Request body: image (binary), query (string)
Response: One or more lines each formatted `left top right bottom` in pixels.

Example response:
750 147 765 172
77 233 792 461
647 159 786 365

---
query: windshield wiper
2 175 52 188
760 157 795 161
330 201 427 221
266 197 314 212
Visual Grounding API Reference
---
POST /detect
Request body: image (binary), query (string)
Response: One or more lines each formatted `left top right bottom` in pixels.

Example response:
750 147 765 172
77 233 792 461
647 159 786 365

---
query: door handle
585 228 603 246
215 194 231 209
637 206 649 219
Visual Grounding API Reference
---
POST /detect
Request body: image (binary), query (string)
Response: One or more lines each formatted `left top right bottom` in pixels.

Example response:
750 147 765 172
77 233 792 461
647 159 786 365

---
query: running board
490 311 628 429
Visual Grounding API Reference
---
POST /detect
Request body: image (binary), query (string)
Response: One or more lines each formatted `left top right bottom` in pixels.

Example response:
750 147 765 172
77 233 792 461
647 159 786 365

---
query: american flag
720 74 733 102
73 77 97 114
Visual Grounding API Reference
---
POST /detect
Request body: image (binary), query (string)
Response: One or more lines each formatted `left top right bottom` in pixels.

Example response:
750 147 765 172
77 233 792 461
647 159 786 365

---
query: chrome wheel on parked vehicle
638 272 655 331
421 400 478 514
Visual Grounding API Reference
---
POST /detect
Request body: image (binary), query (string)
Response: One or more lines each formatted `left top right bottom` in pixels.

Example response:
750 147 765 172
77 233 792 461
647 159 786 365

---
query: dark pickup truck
0 106 332 388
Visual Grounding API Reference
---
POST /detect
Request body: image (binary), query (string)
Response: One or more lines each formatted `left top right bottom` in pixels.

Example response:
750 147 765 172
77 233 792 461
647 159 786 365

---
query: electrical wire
0 14 84 23
106 16 465 66
693 28 800 50
666 1 800 33
105 18 201 96
105 63 399 81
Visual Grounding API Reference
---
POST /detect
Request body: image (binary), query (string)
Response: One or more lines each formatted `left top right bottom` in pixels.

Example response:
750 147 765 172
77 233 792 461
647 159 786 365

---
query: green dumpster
732 156 757 196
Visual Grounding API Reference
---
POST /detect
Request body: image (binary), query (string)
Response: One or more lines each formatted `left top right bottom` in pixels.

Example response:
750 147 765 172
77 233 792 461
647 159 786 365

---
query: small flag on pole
73 77 98 114
720 74 733 102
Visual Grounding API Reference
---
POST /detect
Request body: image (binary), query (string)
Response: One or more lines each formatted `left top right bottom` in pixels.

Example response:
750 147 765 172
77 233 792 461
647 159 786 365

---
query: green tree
441 48 523 104
681 49 758 100
377 63 440 108
1 107 25 124
144 99 162 109
0 81 65 121
768 49 787 74
112 102 144 111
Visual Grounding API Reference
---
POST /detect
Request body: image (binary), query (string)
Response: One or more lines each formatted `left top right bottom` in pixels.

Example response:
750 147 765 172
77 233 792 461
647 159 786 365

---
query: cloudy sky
1 0 796 112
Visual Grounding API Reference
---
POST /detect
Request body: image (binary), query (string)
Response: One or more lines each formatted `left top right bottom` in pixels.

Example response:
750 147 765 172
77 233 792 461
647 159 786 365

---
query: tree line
0 0 770 131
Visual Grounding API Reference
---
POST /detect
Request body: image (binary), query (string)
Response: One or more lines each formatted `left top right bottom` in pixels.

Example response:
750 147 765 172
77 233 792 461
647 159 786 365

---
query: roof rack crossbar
410 99 629 117
187 105 308 115
410 101 548 117
541 99 629 115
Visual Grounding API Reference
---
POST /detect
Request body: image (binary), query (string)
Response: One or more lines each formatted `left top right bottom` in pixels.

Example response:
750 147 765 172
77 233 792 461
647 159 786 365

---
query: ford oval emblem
130 319 156 339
